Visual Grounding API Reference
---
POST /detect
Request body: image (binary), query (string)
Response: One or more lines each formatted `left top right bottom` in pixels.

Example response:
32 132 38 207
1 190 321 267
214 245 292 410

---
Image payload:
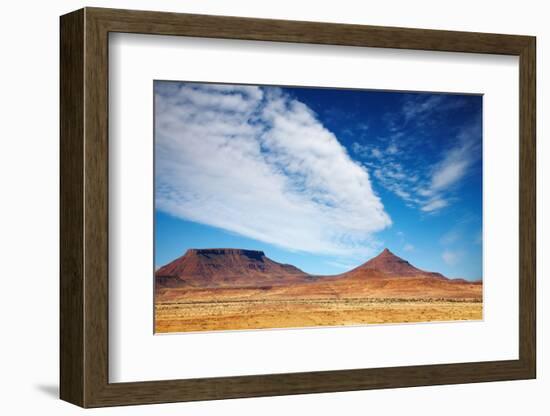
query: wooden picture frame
60 7 536 408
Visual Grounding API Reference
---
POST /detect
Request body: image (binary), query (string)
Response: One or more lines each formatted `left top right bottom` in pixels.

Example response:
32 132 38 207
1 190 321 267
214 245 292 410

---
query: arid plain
155 248 482 333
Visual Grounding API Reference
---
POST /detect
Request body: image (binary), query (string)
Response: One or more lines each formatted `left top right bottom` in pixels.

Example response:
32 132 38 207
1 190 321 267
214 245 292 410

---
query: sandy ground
155 299 482 333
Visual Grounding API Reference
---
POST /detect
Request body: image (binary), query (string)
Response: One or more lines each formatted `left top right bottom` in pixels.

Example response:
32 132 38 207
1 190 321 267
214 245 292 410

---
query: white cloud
402 95 444 122
352 142 384 160
351 142 368 157
421 198 449 212
352 97 481 214
442 250 461 266
402 94 466 125
430 136 477 192
414 124 480 212
371 148 383 159
431 158 470 190
155 82 391 257
386 143 399 154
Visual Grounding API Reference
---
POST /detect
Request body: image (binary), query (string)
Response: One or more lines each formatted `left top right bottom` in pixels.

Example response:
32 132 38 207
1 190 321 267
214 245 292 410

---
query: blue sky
155 81 482 280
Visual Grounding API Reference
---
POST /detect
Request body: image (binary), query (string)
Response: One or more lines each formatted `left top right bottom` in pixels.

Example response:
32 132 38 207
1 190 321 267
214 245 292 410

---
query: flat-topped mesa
155 248 307 288
187 248 265 260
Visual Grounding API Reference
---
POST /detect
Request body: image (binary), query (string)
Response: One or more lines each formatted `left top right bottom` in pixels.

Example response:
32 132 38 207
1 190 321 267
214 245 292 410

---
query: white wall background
0 0 545 414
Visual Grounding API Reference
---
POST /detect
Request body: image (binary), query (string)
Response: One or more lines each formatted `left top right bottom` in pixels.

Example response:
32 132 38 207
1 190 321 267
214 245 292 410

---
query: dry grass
155 298 482 333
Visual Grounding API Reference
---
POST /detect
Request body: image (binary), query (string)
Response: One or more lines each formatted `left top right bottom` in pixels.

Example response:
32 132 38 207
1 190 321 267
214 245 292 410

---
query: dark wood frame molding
60 7 536 408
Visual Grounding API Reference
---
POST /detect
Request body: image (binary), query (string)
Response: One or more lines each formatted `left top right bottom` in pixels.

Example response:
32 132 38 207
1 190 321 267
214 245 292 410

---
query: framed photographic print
60 7 536 407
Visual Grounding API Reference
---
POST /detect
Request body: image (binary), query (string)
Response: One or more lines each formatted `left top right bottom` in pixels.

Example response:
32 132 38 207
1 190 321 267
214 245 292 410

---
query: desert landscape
155 248 482 333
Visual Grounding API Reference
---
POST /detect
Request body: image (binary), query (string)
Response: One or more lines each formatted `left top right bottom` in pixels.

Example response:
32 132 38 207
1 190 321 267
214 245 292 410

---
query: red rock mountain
344 248 445 279
156 248 481 303
156 248 308 288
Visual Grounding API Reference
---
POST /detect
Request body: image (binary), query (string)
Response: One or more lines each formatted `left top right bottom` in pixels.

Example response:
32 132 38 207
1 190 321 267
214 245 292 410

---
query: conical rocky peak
349 248 445 278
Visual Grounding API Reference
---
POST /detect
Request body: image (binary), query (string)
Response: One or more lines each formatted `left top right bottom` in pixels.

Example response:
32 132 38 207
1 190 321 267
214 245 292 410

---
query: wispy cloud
420 124 482 202
402 95 445 123
421 198 449 212
402 94 467 126
352 94 481 213
155 82 391 257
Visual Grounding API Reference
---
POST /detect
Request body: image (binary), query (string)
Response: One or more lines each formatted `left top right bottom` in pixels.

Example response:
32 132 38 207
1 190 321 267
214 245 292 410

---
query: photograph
153 81 483 333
